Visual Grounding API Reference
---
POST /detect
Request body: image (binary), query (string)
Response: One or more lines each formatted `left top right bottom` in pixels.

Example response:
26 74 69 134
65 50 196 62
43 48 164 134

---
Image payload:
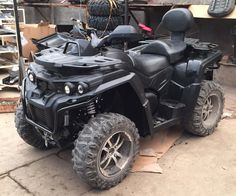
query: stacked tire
87 0 124 37
69 0 87 4
24 0 49 2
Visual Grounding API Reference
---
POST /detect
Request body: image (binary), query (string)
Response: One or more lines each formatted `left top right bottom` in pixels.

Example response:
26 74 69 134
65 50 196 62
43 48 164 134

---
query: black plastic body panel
170 49 222 115
23 62 154 135
22 39 223 140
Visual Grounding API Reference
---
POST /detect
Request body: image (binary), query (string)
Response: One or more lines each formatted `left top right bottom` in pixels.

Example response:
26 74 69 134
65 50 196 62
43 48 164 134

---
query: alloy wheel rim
202 93 220 128
98 131 133 178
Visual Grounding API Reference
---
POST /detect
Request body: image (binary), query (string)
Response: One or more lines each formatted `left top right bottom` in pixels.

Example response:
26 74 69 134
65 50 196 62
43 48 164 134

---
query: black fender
187 50 222 83
94 72 154 135
172 50 222 115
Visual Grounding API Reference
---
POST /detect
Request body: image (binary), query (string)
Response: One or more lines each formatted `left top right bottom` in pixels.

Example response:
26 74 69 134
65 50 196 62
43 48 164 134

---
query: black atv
15 8 224 189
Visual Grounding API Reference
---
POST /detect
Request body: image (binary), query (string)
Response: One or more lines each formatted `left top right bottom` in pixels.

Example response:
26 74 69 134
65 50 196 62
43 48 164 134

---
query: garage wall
23 6 236 86
194 18 234 55
24 7 87 25
24 6 235 54
141 7 234 55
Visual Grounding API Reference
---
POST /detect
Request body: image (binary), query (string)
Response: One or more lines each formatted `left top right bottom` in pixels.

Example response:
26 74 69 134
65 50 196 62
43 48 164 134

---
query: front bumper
22 78 95 134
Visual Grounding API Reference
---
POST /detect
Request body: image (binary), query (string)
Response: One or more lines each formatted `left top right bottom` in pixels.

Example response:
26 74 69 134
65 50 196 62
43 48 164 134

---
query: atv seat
141 8 194 64
132 54 169 76
141 40 186 64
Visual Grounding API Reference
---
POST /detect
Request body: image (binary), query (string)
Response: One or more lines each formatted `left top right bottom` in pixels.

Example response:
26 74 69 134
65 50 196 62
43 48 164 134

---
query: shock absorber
87 101 96 117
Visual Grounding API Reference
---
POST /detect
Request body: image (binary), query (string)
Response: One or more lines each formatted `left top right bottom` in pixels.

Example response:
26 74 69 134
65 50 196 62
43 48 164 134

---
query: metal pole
13 0 22 56
124 0 129 50
124 0 128 25
13 0 24 86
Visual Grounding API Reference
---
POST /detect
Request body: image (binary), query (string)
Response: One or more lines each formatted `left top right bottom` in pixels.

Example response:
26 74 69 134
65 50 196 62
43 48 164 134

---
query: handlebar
63 41 81 56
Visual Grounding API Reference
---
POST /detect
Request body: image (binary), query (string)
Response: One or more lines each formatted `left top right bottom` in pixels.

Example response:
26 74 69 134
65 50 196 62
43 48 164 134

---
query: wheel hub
98 131 133 178
202 96 214 121
201 93 220 128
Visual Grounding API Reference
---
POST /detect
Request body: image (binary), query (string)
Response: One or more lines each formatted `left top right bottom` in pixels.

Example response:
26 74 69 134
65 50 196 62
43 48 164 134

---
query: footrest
159 99 185 120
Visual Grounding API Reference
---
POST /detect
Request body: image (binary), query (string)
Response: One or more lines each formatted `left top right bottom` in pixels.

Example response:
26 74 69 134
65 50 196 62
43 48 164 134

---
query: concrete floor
0 85 236 196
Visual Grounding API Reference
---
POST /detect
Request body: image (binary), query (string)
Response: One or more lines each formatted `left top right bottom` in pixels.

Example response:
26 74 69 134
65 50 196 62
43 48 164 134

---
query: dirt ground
0 85 236 196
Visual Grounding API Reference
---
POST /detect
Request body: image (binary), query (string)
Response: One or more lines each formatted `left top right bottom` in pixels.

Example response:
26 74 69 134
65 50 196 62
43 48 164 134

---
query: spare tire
88 15 123 31
87 0 124 17
96 30 112 37
24 0 49 2
69 0 87 4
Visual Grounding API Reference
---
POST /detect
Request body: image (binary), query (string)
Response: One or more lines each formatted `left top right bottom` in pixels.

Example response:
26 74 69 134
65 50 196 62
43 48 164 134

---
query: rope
99 0 117 38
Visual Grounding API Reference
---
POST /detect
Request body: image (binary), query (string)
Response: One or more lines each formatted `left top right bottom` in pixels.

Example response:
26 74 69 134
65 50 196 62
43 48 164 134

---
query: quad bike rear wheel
96 30 112 37
15 104 51 150
185 80 224 136
72 113 139 189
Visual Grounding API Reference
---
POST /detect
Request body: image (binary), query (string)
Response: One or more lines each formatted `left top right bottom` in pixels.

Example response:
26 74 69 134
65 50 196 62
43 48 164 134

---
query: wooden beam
18 2 87 8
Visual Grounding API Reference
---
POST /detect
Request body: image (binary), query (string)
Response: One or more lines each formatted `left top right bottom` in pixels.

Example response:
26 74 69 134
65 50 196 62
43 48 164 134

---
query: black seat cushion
132 54 169 76
141 40 186 64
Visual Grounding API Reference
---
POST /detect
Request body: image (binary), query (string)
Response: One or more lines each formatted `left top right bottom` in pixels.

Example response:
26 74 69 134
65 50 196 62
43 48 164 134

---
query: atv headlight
64 85 71 95
27 68 31 75
77 84 84 95
77 82 88 95
27 68 36 83
64 82 75 95
28 72 35 83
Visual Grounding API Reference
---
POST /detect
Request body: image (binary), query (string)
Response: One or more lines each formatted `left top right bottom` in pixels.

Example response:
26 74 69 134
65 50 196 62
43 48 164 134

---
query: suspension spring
87 101 96 116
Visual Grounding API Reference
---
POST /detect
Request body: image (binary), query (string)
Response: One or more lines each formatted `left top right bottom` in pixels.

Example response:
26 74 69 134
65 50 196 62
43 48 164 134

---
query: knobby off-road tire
24 0 49 2
72 113 140 189
185 80 224 136
87 0 124 17
15 104 51 150
88 15 123 31
96 30 112 37
70 0 87 4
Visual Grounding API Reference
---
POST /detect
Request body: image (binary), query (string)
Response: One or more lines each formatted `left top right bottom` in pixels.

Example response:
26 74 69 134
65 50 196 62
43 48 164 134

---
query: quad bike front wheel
15 104 51 150
72 113 139 189
185 80 224 136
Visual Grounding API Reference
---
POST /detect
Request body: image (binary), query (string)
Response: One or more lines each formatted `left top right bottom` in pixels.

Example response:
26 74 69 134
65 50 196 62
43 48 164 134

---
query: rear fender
171 50 222 116
187 50 222 83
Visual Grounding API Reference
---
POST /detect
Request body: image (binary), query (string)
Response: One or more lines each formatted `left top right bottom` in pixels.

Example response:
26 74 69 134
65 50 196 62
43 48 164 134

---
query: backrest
162 8 194 41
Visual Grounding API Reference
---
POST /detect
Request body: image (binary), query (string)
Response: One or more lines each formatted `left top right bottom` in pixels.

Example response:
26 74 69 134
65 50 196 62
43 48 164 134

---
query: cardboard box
0 97 19 113
20 23 56 59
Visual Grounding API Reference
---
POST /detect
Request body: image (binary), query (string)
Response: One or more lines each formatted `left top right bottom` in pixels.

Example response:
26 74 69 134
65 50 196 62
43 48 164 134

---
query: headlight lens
78 84 84 95
64 82 75 95
64 85 71 95
27 68 35 83
77 82 88 95
28 73 35 83
63 82 89 95
27 68 31 75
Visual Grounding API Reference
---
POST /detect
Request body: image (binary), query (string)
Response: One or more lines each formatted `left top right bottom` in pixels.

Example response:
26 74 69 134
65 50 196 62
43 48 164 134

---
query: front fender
94 72 154 135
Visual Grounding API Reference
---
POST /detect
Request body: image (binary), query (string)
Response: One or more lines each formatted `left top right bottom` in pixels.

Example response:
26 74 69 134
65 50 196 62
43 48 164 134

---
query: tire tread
184 80 224 136
15 104 50 150
72 113 139 189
